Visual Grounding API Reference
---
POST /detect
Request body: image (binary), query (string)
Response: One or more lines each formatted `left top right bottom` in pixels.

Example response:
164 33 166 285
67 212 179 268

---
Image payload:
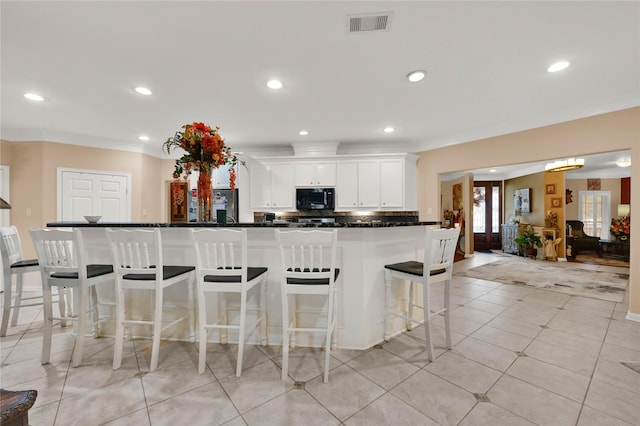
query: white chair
29 228 114 367
190 228 268 376
275 229 339 383
107 228 195 372
383 227 460 362
1 226 42 336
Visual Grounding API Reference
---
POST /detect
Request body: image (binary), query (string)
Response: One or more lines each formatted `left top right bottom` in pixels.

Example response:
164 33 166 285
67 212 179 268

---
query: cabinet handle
382 202 386 206
353 203 356 206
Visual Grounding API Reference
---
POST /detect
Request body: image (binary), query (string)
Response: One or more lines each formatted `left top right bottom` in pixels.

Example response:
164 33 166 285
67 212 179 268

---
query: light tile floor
1 252 638 425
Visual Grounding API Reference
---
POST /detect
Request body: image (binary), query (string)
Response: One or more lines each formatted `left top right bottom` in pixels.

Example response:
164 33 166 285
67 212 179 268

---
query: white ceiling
1 1 639 165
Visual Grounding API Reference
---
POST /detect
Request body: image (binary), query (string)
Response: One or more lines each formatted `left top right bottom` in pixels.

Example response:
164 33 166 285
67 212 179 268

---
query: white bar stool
29 228 115 367
106 228 195 372
190 228 268 376
276 228 339 383
383 227 460 361
1 226 42 336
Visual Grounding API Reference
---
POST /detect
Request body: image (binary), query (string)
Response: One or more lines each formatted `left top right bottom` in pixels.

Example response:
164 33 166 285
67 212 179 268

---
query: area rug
455 258 629 302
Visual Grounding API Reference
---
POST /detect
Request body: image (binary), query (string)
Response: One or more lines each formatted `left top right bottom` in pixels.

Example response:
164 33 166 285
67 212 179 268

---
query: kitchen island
48 221 439 350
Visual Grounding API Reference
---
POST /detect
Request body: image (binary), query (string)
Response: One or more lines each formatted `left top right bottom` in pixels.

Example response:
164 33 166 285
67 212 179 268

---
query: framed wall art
551 197 562 208
545 183 556 194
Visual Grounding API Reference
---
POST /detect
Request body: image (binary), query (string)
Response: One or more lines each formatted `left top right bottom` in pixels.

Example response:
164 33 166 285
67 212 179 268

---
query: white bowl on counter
84 215 102 223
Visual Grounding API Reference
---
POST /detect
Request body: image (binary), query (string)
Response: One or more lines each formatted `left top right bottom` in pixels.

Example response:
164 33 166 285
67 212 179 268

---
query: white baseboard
626 311 640 323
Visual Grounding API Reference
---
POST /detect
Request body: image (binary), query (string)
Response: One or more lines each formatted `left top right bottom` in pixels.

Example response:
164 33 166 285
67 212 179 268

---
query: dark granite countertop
47 221 441 228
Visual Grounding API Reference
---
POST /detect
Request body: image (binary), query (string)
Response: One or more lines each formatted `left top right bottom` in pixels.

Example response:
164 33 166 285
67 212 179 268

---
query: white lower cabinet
249 161 294 209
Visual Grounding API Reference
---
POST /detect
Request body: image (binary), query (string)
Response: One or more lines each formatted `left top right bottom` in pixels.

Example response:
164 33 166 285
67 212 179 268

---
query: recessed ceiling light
298 130 309 136
134 86 152 95
616 159 631 167
138 135 150 141
547 61 570 72
489 169 497 173
266 80 283 89
406 70 426 82
24 93 44 101
383 127 395 133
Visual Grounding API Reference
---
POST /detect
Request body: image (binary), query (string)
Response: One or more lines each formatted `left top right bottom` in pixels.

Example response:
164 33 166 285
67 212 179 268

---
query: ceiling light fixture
266 80 283 89
24 93 44 101
545 158 584 172
134 87 152 95
489 169 497 173
615 159 631 167
138 135 150 141
406 70 426 82
547 61 570 72
298 130 309 136
383 127 395 133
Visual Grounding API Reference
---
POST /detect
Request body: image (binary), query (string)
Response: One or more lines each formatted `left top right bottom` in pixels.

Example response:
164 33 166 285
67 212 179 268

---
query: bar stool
29 228 114 367
1 226 42 336
190 228 268 376
106 228 195 372
275 229 339 383
383 227 460 362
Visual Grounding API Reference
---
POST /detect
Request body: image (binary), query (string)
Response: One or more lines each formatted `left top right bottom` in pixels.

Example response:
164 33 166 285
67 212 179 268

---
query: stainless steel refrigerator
188 188 239 223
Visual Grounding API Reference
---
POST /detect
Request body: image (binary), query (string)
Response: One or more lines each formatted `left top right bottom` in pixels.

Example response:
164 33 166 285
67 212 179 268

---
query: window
578 190 611 238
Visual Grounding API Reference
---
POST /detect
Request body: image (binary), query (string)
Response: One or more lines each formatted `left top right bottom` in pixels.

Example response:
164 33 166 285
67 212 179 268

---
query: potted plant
514 225 543 258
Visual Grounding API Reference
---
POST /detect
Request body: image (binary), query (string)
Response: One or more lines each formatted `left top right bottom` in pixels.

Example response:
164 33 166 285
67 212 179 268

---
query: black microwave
296 188 335 210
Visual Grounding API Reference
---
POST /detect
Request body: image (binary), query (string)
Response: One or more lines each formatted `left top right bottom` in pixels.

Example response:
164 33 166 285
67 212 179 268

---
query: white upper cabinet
249 161 294 210
294 162 336 187
379 159 403 208
212 163 231 188
357 160 381 208
250 154 417 212
336 161 359 209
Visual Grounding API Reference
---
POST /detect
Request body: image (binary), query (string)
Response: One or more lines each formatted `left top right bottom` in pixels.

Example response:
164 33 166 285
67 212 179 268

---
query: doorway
473 181 502 251
57 168 131 222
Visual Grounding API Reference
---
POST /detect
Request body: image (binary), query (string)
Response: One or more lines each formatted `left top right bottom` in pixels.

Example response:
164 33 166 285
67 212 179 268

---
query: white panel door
270 163 294 209
60 170 129 222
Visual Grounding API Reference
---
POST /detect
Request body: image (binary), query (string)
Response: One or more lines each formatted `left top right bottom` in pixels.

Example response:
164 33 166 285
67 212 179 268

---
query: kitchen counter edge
47 221 441 228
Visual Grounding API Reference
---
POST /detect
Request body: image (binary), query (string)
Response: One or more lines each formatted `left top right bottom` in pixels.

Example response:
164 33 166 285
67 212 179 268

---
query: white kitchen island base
64 224 435 350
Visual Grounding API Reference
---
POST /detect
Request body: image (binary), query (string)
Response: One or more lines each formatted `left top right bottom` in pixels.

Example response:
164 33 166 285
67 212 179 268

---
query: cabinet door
380 160 403 208
336 161 358 209
270 163 294 208
315 162 336 186
294 164 317 187
212 163 231 188
249 162 271 208
357 160 380 208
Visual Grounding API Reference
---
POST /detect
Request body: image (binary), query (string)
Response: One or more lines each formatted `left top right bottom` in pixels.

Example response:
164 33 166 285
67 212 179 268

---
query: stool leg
290 294 297 349
198 285 208 375
1 270 12 337
72 284 87 367
90 286 99 337
59 288 68 328
384 270 392 341
10 272 23 327
113 286 125 370
281 291 289 380
220 294 228 345
41 283 53 364
149 288 163 372
236 289 248 377
443 278 452 350
422 281 434 362
331 288 338 350
260 277 268 346
187 274 195 343
406 281 415 331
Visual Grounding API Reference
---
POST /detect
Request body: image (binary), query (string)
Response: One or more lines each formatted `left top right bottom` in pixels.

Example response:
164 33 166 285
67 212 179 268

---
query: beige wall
565 178 622 222
417 107 640 317
0 140 170 257
504 173 545 226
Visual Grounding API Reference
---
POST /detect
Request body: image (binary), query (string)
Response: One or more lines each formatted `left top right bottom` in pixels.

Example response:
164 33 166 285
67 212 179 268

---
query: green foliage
514 225 543 248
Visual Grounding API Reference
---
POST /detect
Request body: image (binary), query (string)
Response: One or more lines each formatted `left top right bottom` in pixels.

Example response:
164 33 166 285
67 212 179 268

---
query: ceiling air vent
348 12 393 33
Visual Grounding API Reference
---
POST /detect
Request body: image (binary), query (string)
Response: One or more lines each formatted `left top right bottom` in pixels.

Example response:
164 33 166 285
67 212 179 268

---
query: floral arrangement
610 215 630 238
162 122 243 190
